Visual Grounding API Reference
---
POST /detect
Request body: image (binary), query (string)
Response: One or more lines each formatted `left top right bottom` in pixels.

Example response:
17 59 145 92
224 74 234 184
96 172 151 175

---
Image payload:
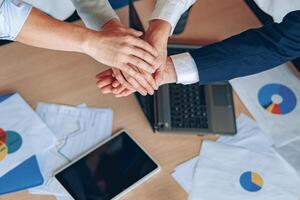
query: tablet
55 130 160 200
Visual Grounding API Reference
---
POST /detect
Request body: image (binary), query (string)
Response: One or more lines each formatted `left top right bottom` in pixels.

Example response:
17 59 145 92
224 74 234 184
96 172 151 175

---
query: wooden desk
0 0 259 199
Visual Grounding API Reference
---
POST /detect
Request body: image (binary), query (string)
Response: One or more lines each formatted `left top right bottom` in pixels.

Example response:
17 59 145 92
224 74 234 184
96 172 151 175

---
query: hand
101 19 158 95
110 19 171 96
145 19 171 83
96 57 177 97
82 19 159 77
111 67 157 96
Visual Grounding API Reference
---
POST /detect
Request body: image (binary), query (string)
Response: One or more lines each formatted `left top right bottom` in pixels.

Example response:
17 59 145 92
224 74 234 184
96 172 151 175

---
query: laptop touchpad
212 85 229 106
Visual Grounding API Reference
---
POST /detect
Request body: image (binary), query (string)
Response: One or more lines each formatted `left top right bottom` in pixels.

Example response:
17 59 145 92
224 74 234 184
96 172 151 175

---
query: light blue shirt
0 0 195 41
0 0 32 40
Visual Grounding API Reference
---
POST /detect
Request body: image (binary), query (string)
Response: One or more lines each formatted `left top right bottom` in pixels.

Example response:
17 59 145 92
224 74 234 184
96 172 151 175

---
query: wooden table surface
0 0 261 199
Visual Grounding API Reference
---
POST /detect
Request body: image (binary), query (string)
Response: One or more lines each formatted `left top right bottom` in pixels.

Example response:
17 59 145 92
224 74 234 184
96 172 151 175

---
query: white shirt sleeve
150 0 197 34
170 52 199 85
70 0 119 31
0 0 32 41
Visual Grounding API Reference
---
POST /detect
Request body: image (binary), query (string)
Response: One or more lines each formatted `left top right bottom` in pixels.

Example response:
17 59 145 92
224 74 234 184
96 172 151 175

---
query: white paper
29 103 113 197
230 64 300 146
189 141 300 200
172 114 274 193
0 94 56 177
172 157 197 193
254 0 300 23
276 138 300 176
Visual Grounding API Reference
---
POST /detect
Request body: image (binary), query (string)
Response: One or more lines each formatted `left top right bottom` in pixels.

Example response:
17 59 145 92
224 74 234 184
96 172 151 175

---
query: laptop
129 1 236 135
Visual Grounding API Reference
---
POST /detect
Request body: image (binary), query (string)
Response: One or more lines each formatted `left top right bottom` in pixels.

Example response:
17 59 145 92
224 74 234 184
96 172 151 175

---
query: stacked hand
96 19 177 97
83 19 160 83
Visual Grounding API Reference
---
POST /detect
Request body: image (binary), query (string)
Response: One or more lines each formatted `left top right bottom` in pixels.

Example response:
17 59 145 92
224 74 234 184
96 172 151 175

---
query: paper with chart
29 103 113 197
188 141 300 200
172 114 273 193
172 115 300 199
0 94 56 177
229 63 300 146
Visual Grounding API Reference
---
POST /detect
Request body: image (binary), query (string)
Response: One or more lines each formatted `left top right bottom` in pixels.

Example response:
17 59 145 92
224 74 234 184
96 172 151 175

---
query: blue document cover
0 93 44 195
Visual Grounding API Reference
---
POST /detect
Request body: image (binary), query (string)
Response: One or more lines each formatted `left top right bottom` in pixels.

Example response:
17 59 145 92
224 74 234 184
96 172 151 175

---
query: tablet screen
55 132 158 200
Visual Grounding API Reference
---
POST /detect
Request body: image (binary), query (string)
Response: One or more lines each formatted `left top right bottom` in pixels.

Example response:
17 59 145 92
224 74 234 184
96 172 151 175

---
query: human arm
96 10 300 96
110 0 197 95
13 6 158 76
173 10 300 85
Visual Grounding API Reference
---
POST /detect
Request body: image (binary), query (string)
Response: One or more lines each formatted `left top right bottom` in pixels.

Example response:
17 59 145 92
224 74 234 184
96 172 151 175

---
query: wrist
80 29 99 55
102 18 121 29
148 20 171 36
166 57 177 84
146 20 171 47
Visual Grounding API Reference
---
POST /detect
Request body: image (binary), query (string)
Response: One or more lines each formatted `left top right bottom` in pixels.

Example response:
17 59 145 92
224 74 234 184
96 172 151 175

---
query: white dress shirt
69 0 119 31
150 0 196 34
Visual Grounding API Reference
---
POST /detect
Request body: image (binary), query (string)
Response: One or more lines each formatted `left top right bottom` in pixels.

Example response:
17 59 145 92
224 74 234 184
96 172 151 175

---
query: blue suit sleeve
189 10 300 84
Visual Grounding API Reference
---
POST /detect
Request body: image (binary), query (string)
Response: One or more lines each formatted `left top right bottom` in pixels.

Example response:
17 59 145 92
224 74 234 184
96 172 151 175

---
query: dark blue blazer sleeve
189 10 300 85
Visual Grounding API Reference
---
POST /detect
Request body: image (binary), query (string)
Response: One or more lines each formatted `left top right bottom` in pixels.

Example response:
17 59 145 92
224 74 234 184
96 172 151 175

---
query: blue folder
0 93 44 195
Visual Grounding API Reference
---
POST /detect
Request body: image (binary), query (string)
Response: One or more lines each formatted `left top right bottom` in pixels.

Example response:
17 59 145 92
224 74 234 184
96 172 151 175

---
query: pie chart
5 131 22 154
258 83 297 115
0 128 6 143
0 141 8 161
239 171 264 192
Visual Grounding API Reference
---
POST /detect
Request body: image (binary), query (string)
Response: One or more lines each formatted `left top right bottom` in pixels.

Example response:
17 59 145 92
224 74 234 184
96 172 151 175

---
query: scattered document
0 94 56 177
172 157 197 193
172 114 273 193
189 141 300 200
28 102 113 198
254 0 300 23
276 138 300 176
230 63 300 146
172 114 300 200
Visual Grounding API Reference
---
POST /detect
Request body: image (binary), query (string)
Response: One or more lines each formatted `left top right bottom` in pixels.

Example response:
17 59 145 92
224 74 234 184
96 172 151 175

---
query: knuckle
121 46 130 52
129 68 137 77
127 77 135 83
124 35 132 42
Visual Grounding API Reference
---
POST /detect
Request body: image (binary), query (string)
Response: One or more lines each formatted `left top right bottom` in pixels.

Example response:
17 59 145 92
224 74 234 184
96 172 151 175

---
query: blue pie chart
240 171 264 192
258 83 297 115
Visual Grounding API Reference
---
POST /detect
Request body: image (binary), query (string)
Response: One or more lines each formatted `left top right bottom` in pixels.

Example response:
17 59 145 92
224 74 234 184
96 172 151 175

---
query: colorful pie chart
239 171 264 192
258 84 297 115
0 128 6 143
0 141 8 161
5 131 22 154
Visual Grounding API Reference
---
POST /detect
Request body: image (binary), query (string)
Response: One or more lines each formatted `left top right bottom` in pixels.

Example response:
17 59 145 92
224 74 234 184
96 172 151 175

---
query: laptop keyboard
170 84 209 129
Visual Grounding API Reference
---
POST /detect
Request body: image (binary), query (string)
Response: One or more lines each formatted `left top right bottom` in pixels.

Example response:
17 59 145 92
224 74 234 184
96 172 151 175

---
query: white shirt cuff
149 0 185 34
0 0 32 41
70 0 119 31
170 52 199 85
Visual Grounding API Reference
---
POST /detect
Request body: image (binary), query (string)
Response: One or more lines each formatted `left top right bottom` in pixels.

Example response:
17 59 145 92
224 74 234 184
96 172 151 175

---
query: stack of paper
0 93 50 195
172 115 300 200
0 94 57 177
229 63 300 175
28 102 113 200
